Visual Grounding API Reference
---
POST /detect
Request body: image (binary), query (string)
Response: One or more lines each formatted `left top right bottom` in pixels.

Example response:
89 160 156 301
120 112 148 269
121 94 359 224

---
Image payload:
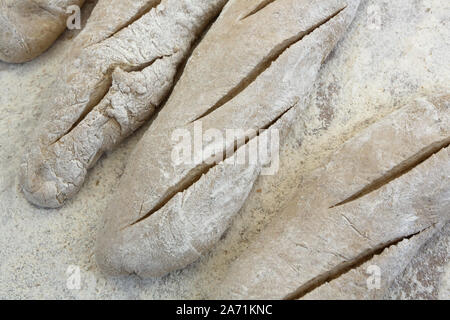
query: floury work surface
0 0 449 299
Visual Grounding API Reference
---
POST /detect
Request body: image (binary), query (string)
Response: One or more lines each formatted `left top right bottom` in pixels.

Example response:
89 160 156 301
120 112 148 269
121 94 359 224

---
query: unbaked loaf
20 0 228 208
95 0 361 278
0 0 85 63
216 95 450 299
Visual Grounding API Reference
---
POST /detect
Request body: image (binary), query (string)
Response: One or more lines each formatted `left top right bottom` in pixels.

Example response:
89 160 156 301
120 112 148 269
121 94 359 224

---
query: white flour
0 0 448 299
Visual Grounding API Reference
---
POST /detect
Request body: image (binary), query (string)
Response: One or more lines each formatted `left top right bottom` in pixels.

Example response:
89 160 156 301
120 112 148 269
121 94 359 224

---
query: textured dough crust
20 0 228 208
301 226 442 300
95 0 360 278
216 95 450 299
0 0 85 63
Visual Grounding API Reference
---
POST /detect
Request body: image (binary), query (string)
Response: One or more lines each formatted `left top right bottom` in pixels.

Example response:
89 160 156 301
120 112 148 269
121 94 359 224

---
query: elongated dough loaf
20 0 228 208
216 94 450 299
96 0 361 277
0 0 85 63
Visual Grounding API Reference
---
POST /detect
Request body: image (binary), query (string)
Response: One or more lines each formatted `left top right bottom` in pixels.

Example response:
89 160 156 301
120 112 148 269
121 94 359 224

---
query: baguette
216 95 450 299
95 0 361 277
20 0 229 208
0 0 85 63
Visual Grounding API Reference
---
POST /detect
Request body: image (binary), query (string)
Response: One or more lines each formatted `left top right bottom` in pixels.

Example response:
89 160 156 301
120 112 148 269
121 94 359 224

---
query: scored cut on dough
301 225 443 300
0 0 85 63
72 0 164 49
20 0 229 208
215 94 450 299
95 0 361 278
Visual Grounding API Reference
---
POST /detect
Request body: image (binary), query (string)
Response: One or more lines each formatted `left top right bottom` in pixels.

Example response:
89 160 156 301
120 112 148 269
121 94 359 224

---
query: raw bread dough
20 0 228 208
0 0 85 63
217 95 450 299
95 0 361 278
